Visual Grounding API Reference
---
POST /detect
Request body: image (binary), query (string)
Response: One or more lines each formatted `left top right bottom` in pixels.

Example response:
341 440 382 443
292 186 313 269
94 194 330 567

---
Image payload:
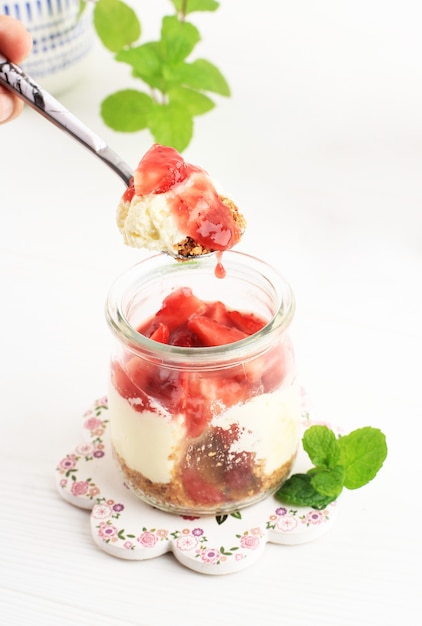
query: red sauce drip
214 251 226 279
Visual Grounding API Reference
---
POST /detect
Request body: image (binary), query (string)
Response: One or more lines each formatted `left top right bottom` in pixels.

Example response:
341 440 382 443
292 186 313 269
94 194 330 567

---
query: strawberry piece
148 322 169 344
181 469 224 506
111 361 152 412
154 287 204 333
187 316 247 347
169 325 201 347
181 372 252 438
224 450 258 492
183 426 258 501
112 361 138 399
134 144 188 195
125 355 151 392
204 300 232 325
121 355 183 413
184 399 210 438
121 180 135 203
228 310 266 335
180 372 213 438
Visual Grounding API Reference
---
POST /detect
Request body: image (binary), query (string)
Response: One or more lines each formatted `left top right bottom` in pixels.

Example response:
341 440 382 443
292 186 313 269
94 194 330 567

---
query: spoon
0 54 134 187
0 55 213 261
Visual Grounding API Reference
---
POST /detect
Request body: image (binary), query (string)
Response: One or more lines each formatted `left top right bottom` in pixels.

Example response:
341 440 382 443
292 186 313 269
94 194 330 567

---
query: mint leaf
148 102 193 152
338 427 387 489
168 86 215 115
95 0 230 151
276 424 387 509
101 90 153 132
309 465 345 497
161 15 201 63
165 59 231 96
275 474 336 510
171 0 220 14
303 425 340 469
116 43 166 92
94 0 141 52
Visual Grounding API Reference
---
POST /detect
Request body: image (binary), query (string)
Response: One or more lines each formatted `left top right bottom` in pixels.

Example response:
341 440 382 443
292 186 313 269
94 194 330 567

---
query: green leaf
309 465 345 498
338 427 387 489
78 0 87 19
302 425 340 469
161 15 201 63
275 473 337 510
101 90 154 132
164 59 230 96
170 0 220 15
116 43 166 92
93 0 229 151
168 86 215 115
93 0 141 52
148 102 194 152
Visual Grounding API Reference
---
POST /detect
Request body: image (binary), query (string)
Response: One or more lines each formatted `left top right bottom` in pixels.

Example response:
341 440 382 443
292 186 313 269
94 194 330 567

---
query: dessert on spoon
117 143 245 259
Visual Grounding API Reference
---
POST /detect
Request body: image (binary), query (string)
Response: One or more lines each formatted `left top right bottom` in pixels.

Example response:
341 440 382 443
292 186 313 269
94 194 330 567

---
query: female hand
0 15 32 123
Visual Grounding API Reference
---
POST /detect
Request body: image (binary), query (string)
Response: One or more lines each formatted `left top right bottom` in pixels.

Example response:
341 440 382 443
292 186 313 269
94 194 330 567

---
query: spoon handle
0 55 133 187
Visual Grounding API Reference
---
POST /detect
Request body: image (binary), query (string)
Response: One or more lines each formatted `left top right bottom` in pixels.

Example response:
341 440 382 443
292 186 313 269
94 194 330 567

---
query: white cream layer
211 382 301 474
108 385 186 484
108 381 301 483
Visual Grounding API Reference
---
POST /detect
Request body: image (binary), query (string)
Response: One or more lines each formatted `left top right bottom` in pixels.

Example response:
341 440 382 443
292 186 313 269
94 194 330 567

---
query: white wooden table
1 2 421 624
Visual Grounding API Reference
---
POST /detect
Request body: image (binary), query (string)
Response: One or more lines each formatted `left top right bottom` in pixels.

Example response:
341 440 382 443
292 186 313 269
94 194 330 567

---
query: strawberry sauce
132 144 243 252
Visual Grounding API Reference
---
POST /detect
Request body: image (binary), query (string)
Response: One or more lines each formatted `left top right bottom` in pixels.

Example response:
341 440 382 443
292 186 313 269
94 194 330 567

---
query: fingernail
0 93 15 123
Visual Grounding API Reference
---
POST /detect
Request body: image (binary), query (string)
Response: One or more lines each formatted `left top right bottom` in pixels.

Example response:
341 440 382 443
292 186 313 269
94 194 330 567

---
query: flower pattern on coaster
55 392 339 575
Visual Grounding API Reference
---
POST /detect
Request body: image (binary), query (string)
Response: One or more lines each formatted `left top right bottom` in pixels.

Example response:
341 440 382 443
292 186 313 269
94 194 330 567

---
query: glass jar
105 251 301 516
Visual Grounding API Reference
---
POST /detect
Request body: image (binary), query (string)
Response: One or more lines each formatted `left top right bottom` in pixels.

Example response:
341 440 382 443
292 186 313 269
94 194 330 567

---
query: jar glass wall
105 251 301 515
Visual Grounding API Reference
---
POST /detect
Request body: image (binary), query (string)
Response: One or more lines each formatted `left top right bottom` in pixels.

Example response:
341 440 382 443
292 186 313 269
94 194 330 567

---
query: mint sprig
93 0 230 152
275 425 387 510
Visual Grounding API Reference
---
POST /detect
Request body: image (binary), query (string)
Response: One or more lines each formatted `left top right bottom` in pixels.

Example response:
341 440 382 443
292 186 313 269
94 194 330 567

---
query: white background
1 1 421 624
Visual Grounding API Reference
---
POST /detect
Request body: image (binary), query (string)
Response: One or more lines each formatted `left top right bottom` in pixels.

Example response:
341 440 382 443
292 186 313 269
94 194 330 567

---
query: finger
0 15 33 63
0 87 24 124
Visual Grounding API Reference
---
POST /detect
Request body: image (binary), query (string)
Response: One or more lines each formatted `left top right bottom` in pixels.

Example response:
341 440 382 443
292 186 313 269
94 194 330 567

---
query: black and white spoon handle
0 54 133 186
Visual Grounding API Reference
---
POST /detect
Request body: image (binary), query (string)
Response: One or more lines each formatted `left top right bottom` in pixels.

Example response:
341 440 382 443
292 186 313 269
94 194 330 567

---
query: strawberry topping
129 144 243 251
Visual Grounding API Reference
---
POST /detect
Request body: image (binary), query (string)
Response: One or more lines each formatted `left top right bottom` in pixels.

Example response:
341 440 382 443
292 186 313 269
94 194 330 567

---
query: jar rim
105 251 295 366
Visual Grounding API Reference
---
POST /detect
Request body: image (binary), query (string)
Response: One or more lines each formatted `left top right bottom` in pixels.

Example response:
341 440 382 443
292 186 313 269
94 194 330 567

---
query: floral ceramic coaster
55 395 339 575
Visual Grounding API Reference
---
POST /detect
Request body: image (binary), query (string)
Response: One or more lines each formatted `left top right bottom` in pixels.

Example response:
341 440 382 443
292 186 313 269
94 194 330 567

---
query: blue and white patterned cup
1 0 94 93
